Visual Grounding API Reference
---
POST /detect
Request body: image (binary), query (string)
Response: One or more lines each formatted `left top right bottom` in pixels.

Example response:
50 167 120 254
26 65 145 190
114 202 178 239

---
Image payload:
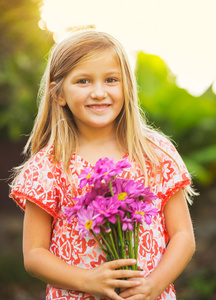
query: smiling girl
10 30 196 300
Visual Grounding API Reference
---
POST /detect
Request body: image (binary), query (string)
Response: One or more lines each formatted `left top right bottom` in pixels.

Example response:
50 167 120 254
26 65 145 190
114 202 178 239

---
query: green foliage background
0 0 53 141
136 52 216 186
0 0 215 299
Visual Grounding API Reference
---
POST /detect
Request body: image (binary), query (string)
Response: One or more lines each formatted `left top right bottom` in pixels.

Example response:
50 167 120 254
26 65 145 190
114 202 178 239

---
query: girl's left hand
119 277 158 300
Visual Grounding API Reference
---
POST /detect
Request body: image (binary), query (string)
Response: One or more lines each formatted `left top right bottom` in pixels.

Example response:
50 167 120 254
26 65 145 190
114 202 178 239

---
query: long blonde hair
11 29 196 203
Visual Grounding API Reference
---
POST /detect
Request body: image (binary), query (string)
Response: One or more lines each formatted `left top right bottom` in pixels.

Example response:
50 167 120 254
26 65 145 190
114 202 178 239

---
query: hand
119 277 158 300
83 259 144 300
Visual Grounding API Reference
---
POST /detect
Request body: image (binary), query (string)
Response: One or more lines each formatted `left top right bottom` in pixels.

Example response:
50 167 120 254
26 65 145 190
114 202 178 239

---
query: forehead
72 49 121 73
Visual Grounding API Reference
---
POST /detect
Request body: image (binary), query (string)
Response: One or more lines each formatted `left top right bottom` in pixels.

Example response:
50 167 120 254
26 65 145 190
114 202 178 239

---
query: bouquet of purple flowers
64 157 158 270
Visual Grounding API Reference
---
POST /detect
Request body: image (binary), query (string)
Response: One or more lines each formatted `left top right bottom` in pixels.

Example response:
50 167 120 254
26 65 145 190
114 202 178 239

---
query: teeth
89 105 109 108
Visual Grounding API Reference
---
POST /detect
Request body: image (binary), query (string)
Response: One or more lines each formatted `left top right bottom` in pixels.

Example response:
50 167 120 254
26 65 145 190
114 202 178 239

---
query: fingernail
140 271 145 276
136 281 141 285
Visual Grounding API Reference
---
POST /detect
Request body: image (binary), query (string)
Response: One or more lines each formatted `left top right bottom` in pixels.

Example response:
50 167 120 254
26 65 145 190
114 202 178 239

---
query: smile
86 104 111 111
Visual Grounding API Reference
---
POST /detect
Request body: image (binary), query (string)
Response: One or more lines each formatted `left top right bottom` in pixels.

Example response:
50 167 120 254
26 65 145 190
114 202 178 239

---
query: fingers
107 283 140 300
119 291 143 300
108 259 137 270
113 279 141 289
114 269 144 279
107 290 125 300
119 286 138 299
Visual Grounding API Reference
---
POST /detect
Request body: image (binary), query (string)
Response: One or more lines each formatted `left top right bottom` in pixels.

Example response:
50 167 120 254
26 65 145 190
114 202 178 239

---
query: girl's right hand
83 259 144 300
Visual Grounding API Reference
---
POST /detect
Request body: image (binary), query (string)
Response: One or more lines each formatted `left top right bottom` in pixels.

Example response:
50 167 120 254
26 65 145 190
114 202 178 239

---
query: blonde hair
11 29 196 203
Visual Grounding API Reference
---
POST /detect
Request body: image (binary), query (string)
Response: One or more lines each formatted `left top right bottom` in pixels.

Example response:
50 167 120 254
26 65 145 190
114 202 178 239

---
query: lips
86 104 111 112
87 104 111 108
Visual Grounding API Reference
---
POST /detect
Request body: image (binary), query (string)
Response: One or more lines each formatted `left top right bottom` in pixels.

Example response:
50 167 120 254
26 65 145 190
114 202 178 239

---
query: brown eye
106 78 117 83
77 79 89 84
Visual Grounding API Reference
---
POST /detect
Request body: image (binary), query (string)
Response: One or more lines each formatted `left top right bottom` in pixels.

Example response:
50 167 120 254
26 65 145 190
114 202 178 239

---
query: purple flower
87 183 111 202
112 178 157 202
139 186 158 202
130 201 158 225
79 157 131 188
76 205 100 238
95 157 131 176
92 195 121 224
64 202 83 223
79 167 94 188
112 178 139 202
111 179 146 211
115 158 132 172
121 216 133 231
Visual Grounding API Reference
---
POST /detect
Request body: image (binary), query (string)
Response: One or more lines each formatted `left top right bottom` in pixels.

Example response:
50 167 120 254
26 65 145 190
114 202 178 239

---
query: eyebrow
72 70 121 77
105 71 121 76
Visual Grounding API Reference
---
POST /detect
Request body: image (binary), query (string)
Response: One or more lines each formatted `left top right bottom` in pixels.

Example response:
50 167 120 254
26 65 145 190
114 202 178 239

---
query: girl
10 30 196 300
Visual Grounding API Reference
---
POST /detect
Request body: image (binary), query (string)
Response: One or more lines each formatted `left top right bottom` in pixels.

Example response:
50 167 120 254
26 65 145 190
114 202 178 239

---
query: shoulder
145 130 191 181
22 146 59 176
27 146 54 167
10 146 71 217
147 131 175 151
15 146 60 190
146 131 180 162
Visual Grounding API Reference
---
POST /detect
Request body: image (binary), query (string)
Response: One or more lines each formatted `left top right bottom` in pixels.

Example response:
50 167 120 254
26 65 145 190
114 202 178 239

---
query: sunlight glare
39 0 216 96
212 81 216 95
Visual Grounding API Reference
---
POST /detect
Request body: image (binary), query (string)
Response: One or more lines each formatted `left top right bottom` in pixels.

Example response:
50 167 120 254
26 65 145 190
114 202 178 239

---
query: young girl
10 30 196 300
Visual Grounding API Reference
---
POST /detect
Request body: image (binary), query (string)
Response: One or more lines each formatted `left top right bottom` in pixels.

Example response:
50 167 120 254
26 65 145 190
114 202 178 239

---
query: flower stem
128 229 136 270
122 230 128 261
108 179 114 196
136 223 140 262
134 222 138 269
90 230 107 254
117 215 127 269
111 223 118 247
99 227 116 260
106 221 119 259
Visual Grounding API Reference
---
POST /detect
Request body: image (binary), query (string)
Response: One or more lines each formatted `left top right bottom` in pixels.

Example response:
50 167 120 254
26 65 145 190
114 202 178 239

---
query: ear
50 82 67 107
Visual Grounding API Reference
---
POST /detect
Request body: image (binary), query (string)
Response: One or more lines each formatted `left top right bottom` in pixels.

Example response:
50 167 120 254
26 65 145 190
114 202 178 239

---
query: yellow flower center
118 192 127 201
135 211 145 216
87 173 92 179
85 220 93 229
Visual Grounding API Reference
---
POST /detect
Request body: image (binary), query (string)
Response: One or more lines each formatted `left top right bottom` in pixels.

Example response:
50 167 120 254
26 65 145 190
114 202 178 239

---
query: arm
119 189 196 300
23 200 144 300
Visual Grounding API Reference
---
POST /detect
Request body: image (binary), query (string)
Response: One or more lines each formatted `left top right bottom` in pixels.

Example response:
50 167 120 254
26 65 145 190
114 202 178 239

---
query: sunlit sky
39 0 216 96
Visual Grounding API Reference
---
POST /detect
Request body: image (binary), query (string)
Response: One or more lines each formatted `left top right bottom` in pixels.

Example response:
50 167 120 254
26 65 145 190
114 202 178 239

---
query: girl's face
59 49 124 134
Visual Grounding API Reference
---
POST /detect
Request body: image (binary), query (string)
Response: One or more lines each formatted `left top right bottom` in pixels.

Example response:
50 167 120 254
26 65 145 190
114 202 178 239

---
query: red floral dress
10 135 191 300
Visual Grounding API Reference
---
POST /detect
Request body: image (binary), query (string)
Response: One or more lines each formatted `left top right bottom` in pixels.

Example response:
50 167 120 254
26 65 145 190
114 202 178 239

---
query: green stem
134 222 136 254
123 231 129 269
108 179 114 196
134 222 138 269
106 221 119 259
90 230 108 255
122 229 127 259
111 223 118 248
136 223 140 262
117 215 127 269
99 227 116 259
108 231 120 259
128 229 136 270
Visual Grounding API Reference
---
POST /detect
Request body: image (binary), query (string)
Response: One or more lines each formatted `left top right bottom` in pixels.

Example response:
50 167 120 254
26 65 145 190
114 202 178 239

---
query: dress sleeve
152 135 191 210
10 149 60 218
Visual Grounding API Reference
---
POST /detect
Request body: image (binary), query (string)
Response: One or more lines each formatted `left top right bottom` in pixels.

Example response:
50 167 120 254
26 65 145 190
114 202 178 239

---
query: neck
77 124 117 146
75 123 125 165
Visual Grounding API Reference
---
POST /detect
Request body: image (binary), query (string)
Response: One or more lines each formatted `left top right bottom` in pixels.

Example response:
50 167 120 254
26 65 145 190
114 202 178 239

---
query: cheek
72 89 89 103
118 93 125 109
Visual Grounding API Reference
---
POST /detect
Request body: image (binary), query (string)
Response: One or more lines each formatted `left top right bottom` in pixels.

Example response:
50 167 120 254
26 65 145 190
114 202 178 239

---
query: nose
91 82 107 100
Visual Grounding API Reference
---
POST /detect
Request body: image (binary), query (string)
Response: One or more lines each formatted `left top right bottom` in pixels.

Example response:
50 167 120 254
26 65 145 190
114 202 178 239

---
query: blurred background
0 0 215 299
